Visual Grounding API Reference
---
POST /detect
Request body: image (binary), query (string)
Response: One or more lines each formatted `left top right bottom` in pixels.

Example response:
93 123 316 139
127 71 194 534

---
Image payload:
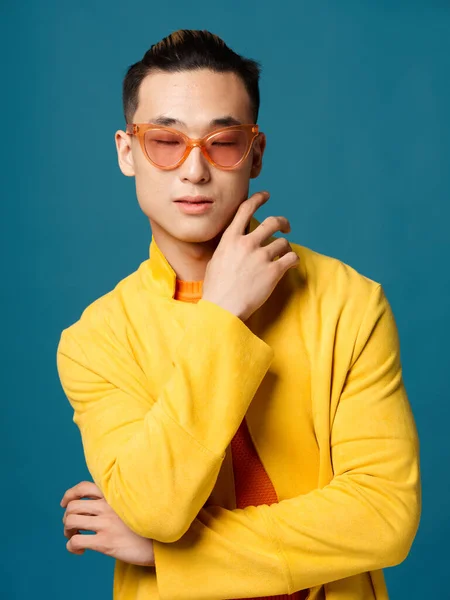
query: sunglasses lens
144 129 186 167
206 129 249 167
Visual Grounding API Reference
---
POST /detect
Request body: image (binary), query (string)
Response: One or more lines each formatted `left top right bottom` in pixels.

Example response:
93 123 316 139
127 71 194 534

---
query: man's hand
202 191 300 322
60 480 155 567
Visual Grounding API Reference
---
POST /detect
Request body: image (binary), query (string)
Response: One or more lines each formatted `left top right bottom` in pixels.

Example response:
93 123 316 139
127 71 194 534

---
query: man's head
115 30 266 246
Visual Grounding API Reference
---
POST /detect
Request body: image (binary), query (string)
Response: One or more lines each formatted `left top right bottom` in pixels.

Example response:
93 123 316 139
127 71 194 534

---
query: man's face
115 69 265 244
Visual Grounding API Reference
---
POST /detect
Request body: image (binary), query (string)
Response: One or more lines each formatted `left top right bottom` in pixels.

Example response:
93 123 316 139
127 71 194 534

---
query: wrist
201 296 245 320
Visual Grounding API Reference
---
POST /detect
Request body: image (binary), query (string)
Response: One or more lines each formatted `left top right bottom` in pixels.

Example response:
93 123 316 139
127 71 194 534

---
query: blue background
2 0 449 597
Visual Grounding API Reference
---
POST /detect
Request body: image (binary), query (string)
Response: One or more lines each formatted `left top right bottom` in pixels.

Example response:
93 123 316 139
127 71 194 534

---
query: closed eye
154 140 180 145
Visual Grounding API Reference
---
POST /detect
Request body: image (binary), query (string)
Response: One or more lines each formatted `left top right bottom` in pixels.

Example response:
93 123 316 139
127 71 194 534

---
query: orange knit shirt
175 279 308 600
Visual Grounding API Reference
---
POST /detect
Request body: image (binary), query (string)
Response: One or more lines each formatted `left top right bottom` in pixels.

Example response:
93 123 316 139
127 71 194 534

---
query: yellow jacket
56 217 421 600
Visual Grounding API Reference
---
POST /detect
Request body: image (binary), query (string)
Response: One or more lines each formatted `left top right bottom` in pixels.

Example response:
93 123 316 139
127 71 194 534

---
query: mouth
174 196 215 215
174 196 214 204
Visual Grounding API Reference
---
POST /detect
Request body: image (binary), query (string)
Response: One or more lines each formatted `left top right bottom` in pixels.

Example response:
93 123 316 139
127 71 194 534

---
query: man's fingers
64 526 80 539
67 532 109 556
64 514 103 533
227 191 270 236
272 250 300 275
60 481 104 508
264 237 293 261
63 499 103 522
66 533 97 555
62 499 104 539
251 215 291 247
61 492 106 549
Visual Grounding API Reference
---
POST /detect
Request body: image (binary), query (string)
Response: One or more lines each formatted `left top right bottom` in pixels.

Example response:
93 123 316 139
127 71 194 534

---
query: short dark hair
122 29 261 124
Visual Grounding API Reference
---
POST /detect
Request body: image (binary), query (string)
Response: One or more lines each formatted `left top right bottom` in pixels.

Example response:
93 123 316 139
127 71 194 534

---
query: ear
250 132 266 179
115 129 135 177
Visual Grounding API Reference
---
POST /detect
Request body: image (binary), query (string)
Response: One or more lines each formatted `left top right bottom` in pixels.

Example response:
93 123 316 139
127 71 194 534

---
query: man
56 29 421 600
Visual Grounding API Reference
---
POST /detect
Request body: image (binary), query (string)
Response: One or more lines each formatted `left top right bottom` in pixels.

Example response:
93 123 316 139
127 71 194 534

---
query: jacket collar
147 216 261 298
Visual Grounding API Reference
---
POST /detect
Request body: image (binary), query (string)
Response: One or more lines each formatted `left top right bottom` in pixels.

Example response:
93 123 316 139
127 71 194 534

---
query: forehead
135 69 253 129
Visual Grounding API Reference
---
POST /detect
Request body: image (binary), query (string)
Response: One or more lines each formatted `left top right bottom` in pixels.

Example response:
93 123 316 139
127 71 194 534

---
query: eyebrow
146 115 243 128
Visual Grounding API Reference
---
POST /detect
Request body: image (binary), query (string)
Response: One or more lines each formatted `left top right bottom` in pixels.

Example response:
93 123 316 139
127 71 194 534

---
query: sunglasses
125 123 260 171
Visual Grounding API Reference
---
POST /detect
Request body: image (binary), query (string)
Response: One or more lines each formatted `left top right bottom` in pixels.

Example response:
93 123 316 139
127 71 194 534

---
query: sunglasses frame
125 123 260 171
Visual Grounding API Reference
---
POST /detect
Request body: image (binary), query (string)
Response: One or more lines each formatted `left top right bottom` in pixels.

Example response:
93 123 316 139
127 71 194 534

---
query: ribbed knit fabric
175 279 308 600
174 279 204 303
230 418 308 600
231 418 279 509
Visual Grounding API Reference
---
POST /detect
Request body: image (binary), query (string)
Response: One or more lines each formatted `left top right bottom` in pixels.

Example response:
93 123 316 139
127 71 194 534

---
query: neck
150 220 224 281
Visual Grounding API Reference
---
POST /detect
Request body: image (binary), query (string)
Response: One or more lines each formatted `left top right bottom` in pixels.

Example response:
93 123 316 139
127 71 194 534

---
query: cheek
133 159 168 214
219 168 252 208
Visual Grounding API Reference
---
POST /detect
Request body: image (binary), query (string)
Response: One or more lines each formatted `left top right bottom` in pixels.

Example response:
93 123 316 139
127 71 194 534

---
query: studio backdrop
2 1 449 598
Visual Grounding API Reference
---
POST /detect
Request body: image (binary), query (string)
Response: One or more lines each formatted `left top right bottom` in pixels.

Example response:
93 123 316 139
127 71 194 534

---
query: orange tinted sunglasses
125 123 260 171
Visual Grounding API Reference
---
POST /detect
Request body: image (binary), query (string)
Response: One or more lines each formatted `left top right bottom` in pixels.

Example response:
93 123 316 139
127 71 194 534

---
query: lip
175 201 214 215
174 196 214 204
174 196 215 215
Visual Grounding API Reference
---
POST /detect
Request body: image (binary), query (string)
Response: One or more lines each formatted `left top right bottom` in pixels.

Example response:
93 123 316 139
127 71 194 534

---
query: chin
168 218 226 244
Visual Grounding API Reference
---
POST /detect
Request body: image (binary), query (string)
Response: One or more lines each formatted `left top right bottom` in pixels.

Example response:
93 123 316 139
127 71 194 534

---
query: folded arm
56 298 274 543
153 285 421 599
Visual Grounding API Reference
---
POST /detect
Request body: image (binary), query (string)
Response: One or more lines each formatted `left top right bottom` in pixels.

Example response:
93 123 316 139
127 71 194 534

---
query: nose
178 145 211 184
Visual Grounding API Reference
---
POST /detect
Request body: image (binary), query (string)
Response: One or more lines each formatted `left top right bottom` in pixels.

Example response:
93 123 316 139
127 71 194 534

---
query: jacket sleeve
153 285 421 599
56 298 274 543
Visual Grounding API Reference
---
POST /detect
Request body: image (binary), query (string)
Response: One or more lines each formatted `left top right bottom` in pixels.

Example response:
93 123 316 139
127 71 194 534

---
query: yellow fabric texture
56 216 421 600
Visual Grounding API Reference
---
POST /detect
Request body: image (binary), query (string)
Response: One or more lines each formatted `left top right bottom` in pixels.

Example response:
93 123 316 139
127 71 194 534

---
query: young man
57 29 421 600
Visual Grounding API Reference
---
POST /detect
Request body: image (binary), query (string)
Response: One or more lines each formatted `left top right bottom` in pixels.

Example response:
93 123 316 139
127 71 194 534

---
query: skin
61 481 155 565
115 68 267 281
61 68 299 564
